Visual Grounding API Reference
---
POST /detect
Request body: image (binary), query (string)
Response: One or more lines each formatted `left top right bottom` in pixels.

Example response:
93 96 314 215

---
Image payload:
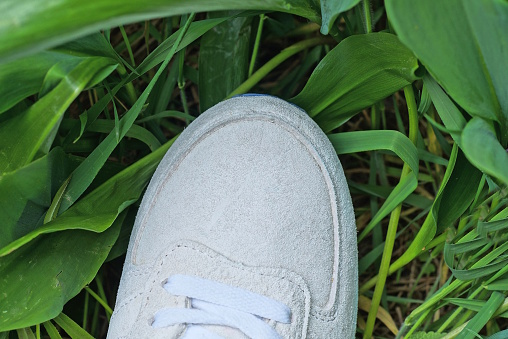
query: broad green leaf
328 130 419 240
199 12 252 112
53 313 94 339
462 117 508 187
456 292 504 339
320 0 360 35
0 33 121 115
292 32 419 132
386 0 508 137
0 220 121 331
0 57 117 174
0 0 320 63
0 148 80 249
0 136 176 256
0 52 74 114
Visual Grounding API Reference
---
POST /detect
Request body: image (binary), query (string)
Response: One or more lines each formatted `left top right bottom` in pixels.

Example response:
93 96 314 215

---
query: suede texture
108 96 358 338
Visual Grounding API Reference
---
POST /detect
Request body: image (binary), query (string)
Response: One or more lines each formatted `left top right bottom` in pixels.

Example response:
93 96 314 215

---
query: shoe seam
160 242 309 338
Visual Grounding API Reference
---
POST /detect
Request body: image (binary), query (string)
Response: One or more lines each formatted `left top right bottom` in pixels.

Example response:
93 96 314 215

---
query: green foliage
198 12 252 111
0 0 506 337
292 32 420 132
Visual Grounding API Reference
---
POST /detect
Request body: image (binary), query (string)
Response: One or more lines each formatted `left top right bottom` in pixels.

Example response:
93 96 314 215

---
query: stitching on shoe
163 242 308 338
131 114 342 315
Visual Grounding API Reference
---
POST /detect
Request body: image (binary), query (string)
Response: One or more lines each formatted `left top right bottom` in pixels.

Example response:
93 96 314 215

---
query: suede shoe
107 95 358 338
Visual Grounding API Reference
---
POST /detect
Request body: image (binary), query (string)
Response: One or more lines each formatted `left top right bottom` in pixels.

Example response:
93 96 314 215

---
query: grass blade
455 292 504 339
53 313 94 339
42 322 62 339
58 14 196 213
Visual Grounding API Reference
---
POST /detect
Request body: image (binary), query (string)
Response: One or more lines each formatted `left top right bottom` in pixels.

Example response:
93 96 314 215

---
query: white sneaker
107 95 358 338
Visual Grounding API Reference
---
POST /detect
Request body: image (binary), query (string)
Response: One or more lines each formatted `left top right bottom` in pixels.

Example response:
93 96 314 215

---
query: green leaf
52 33 121 61
62 18 218 146
42 322 62 339
199 12 252 112
409 332 446 339
486 329 508 339
485 279 508 291
291 32 420 132
0 148 80 249
435 151 483 232
136 17 234 76
456 292 505 339
0 52 74 115
0 57 117 174
423 75 466 146
320 0 360 35
0 136 176 256
386 0 508 137
61 119 162 152
329 131 419 174
58 14 195 213
15 328 35 339
349 182 432 210
445 299 485 312
0 0 320 63
444 235 508 281
53 313 94 339
0 33 121 115
462 117 508 186
390 145 482 272
328 130 419 241
0 220 121 331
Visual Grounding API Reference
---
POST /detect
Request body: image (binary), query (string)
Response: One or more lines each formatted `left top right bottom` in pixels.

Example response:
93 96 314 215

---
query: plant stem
85 286 113 316
178 15 190 123
362 0 373 34
437 285 483 332
248 14 265 78
116 65 138 106
119 25 135 67
363 85 418 339
227 37 331 98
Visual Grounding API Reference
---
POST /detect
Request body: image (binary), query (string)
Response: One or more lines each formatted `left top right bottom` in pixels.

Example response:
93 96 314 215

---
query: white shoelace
151 274 291 339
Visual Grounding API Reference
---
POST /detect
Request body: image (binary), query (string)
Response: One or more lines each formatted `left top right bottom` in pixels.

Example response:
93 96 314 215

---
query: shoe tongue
131 240 311 338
